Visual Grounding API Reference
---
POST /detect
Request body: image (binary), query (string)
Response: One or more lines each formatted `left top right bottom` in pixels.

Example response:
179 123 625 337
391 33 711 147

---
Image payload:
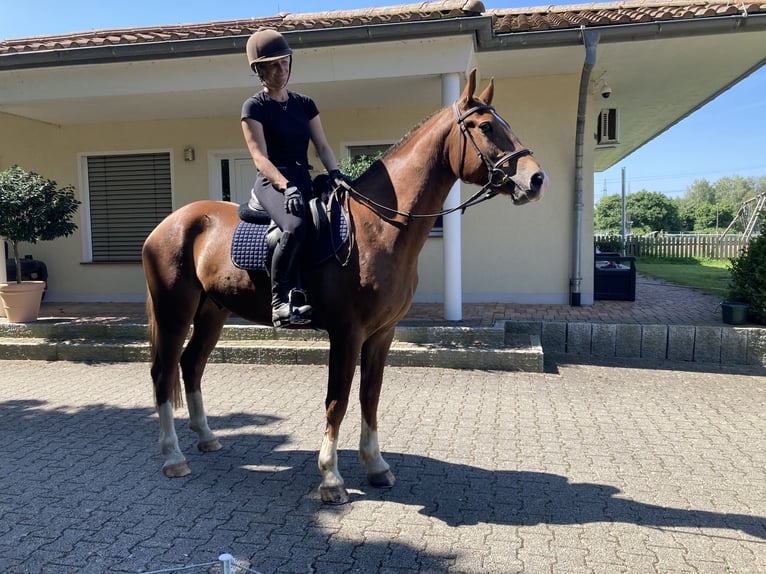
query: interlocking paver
16 272 735 328
0 359 764 573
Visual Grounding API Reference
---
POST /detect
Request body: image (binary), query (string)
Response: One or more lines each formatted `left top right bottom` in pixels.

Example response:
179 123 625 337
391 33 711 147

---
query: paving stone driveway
1 359 764 574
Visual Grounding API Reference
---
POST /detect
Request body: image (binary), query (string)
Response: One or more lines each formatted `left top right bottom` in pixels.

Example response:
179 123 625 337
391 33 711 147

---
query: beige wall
0 71 595 304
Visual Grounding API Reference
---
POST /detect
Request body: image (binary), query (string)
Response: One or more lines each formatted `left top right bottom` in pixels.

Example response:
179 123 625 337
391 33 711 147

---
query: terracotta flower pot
0 281 46 323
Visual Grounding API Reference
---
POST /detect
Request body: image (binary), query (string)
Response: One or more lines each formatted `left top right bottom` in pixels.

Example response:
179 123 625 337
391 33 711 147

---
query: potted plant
0 165 80 322
725 234 766 325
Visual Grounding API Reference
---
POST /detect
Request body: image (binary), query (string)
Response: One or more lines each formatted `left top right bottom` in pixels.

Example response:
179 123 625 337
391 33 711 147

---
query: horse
141 69 548 504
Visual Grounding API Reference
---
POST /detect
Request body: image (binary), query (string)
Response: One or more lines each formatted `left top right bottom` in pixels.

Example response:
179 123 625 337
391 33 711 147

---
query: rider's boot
271 230 312 327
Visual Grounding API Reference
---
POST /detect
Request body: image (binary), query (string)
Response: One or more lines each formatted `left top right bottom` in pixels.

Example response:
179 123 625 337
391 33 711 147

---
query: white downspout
571 28 600 306
442 72 462 320
0 241 6 317
0 241 6 283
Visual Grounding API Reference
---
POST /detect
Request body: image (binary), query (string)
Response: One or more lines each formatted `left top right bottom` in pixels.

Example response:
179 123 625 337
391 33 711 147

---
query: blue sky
3 0 765 202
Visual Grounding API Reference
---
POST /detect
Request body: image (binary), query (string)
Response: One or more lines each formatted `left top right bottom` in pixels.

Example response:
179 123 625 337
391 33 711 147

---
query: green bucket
722 302 749 325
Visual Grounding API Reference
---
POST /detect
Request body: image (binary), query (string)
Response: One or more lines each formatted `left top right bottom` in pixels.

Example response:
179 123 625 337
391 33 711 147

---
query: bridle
337 100 533 222
453 102 532 191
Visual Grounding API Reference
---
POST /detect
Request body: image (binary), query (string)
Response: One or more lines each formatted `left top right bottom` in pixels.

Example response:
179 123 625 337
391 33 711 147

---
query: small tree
338 152 384 180
0 166 80 283
729 234 766 324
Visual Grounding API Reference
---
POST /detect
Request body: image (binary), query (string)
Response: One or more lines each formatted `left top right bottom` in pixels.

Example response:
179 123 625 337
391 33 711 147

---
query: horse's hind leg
180 296 229 453
148 293 196 478
359 327 396 488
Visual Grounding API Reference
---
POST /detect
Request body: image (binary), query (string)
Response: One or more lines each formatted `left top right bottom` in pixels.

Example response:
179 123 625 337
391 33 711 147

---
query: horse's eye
479 122 493 134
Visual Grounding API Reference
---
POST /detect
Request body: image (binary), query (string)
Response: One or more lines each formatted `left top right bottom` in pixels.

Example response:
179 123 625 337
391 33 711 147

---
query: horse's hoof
368 469 396 489
198 438 222 452
163 461 191 478
320 485 349 505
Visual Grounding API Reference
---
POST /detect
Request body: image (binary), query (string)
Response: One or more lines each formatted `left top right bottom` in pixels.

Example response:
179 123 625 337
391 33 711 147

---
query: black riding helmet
246 28 293 84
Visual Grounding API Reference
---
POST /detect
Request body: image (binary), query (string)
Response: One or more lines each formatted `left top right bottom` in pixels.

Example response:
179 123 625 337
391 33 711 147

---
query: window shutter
87 153 172 262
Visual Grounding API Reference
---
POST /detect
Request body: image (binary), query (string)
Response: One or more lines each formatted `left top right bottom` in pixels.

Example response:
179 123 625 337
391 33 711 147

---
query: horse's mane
351 107 445 187
382 109 441 159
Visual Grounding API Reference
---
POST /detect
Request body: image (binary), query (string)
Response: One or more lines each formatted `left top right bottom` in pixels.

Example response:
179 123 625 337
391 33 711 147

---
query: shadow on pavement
2 397 763 573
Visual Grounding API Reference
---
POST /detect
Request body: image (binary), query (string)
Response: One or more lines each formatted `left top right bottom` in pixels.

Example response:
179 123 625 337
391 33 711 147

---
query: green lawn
634 257 732 298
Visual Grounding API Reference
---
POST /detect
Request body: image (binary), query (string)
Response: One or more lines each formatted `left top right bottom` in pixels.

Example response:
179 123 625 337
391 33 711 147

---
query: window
345 144 442 235
347 144 388 161
85 152 172 262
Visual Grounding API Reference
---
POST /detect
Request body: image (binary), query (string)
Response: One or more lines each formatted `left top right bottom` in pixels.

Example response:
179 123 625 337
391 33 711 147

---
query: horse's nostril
531 171 545 192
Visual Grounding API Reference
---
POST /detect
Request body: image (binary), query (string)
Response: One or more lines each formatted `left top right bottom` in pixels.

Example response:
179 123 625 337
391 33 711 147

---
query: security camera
601 84 612 99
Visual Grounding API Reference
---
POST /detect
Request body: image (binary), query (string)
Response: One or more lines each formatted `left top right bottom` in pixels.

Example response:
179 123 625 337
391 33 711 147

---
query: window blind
87 153 172 262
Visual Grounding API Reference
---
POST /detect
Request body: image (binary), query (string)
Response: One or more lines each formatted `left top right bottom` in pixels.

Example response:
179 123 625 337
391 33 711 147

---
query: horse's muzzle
510 170 548 205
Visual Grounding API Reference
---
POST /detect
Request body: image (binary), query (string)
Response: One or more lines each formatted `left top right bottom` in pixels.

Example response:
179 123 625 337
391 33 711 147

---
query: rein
338 101 532 222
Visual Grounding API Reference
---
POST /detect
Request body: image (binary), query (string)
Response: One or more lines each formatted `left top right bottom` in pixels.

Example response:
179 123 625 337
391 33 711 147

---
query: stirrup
288 288 312 325
272 289 312 327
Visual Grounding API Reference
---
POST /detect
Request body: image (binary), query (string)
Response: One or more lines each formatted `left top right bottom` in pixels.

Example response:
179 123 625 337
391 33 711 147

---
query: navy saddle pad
231 198 349 271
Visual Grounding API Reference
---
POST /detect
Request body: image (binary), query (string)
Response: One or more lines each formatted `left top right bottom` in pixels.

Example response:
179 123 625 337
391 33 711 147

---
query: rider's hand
328 169 350 190
283 183 304 215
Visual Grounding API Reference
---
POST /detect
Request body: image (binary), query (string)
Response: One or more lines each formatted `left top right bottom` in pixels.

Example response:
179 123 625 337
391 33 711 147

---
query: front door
231 158 258 206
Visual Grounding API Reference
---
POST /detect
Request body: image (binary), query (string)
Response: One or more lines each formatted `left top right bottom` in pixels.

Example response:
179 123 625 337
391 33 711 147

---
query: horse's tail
146 290 184 409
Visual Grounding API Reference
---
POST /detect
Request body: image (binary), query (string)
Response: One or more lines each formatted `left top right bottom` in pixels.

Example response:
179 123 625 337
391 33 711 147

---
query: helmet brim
253 51 292 63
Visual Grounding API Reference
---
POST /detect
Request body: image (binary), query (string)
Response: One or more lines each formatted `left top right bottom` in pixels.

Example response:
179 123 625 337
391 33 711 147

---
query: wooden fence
594 234 749 259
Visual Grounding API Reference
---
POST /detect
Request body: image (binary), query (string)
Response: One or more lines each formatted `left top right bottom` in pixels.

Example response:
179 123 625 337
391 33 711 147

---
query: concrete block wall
505 321 766 366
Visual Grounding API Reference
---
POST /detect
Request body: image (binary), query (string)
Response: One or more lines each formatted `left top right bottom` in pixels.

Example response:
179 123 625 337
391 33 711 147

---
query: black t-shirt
241 90 319 170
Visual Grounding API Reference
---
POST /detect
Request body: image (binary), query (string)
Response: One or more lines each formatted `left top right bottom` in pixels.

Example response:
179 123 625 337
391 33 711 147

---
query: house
1 0 765 314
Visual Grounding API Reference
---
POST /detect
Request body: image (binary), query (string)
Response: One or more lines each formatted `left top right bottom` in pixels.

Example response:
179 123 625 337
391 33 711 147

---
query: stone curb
2 318 763 367
0 334 543 372
503 320 766 366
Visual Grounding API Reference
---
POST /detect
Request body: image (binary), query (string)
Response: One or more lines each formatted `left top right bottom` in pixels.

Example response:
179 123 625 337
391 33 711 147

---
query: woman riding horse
143 66 547 504
241 28 346 327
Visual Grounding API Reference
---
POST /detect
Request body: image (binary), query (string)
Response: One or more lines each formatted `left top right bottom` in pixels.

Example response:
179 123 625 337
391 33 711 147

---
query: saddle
231 182 349 273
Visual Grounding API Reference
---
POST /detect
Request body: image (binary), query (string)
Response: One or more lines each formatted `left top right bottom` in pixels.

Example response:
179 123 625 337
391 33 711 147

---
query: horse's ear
478 77 494 105
460 68 478 103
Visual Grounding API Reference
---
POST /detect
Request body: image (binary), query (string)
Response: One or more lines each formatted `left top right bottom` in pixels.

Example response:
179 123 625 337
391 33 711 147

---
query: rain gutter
3 12 766 71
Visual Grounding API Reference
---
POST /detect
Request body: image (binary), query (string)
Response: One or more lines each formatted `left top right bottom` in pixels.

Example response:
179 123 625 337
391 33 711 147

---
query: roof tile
1 0 764 56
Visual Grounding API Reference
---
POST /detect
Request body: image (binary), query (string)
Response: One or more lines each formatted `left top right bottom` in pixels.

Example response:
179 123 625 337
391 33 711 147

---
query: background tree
676 175 760 232
714 176 757 207
594 194 623 233
627 190 682 233
595 190 681 234
684 178 716 204
678 200 735 232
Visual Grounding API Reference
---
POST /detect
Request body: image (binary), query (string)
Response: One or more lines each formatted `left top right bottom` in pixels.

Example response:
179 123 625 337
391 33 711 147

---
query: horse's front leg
359 327 396 488
186 391 221 452
319 331 362 504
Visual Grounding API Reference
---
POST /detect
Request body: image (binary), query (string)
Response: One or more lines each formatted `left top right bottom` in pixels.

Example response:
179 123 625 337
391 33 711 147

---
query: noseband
453 102 532 188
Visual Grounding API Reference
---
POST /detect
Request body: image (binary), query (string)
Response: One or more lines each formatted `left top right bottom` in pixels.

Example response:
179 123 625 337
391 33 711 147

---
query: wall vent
597 108 619 145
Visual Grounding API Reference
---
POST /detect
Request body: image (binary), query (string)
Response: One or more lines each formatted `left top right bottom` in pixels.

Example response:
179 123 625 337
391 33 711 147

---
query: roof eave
0 17 491 71
481 11 766 49
2 12 765 71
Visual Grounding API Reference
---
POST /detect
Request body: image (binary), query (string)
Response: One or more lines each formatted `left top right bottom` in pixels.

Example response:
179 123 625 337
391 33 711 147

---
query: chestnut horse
142 70 547 504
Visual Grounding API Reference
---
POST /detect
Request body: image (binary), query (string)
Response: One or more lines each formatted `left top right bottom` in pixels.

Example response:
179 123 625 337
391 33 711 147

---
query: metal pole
0 240 6 283
219 553 234 574
621 167 627 256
